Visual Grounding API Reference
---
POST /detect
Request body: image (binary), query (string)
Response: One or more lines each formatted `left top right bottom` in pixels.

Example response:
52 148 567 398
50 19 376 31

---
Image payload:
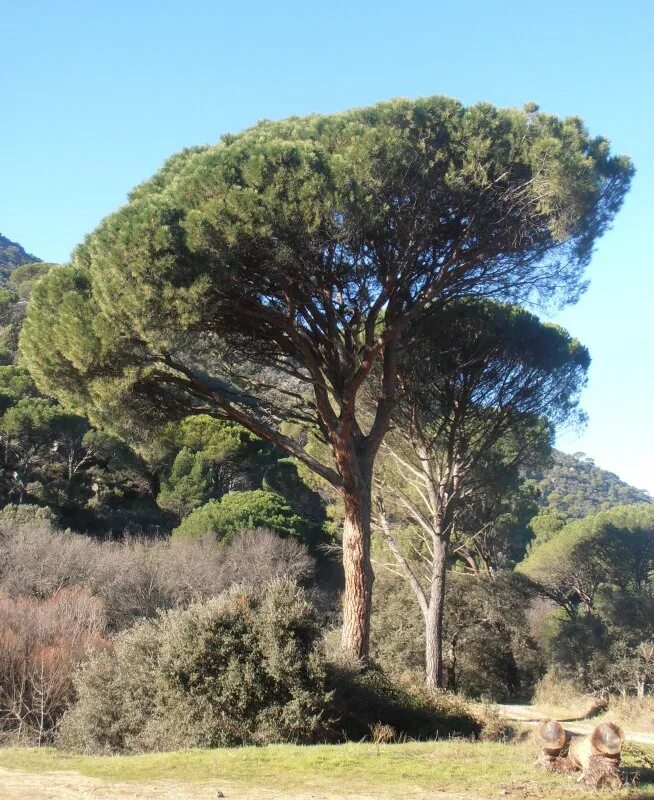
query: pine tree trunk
340 481 374 663
447 636 458 692
425 535 447 690
425 606 440 690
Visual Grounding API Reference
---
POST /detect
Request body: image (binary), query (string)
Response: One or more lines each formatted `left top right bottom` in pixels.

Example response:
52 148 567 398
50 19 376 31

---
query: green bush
58 581 331 753
153 415 277 517
172 490 309 542
0 503 59 528
156 447 211 517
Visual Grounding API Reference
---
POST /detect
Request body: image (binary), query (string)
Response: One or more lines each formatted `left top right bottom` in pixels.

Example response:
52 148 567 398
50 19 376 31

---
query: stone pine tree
20 97 632 661
374 299 590 689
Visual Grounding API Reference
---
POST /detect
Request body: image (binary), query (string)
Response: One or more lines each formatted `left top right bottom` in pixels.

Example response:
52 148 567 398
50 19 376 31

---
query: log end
589 722 625 756
537 718 567 751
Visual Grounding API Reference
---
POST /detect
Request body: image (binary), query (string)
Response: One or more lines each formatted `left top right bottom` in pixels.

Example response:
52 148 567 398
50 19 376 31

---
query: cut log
535 719 625 787
589 722 624 756
580 754 623 791
537 719 567 752
568 723 624 771
567 723 624 789
568 733 597 772
535 719 568 769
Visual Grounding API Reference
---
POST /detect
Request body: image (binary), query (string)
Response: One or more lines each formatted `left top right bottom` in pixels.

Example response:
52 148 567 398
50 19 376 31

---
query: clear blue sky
1 0 652 493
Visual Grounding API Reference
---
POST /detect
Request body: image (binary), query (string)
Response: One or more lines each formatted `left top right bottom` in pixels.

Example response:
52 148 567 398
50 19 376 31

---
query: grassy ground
531 678 607 722
1 740 654 799
531 677 654 732
597 698 654 732
530 691 654 735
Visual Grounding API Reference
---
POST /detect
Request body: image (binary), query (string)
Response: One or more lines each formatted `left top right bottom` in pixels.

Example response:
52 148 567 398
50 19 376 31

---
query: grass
532 675 654 732
1 739 654 799
531 675 605 721
598 697 654 732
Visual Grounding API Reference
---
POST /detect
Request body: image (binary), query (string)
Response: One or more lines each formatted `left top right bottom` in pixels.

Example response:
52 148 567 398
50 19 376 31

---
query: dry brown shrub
369 722 396 745
0 520 97 598
0 587 106 743
0 520 314 629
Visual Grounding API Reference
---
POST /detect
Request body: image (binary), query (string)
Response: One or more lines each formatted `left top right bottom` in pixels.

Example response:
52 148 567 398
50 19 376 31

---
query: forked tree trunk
425 535 447 690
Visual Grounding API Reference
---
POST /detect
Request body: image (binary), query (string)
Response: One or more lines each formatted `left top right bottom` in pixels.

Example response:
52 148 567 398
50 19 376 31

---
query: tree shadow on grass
622 766 654 798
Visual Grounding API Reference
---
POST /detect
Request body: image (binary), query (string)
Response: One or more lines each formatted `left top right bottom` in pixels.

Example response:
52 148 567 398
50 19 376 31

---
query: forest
0 98 651 761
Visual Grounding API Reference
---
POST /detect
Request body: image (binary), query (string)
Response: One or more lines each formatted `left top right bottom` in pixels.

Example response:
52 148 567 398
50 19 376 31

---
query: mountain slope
527 449 651 520
0 234 40 281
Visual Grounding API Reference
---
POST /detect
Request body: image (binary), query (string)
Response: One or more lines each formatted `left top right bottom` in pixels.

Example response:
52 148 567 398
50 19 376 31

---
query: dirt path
0 769 219 800
0 767 485 800
498 704 654 745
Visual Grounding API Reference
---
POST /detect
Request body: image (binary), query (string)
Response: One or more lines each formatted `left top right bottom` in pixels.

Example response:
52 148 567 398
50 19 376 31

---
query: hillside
0 233 40 281
528 449 651 520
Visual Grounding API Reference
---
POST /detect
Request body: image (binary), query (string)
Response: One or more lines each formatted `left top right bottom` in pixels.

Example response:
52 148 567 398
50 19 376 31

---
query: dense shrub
172 490 309 542
327 660 481 741
58 581 331 753
0 518 96 599
157 447 212 517
0 518 313 629
0 588 106 743
262 459 328 526
531 670 598 716
210 528 314 589
522 505 654 696
0 503 58 527
154 415 275 517
598 695 654 730
537 596 654 697
370 568 541 701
